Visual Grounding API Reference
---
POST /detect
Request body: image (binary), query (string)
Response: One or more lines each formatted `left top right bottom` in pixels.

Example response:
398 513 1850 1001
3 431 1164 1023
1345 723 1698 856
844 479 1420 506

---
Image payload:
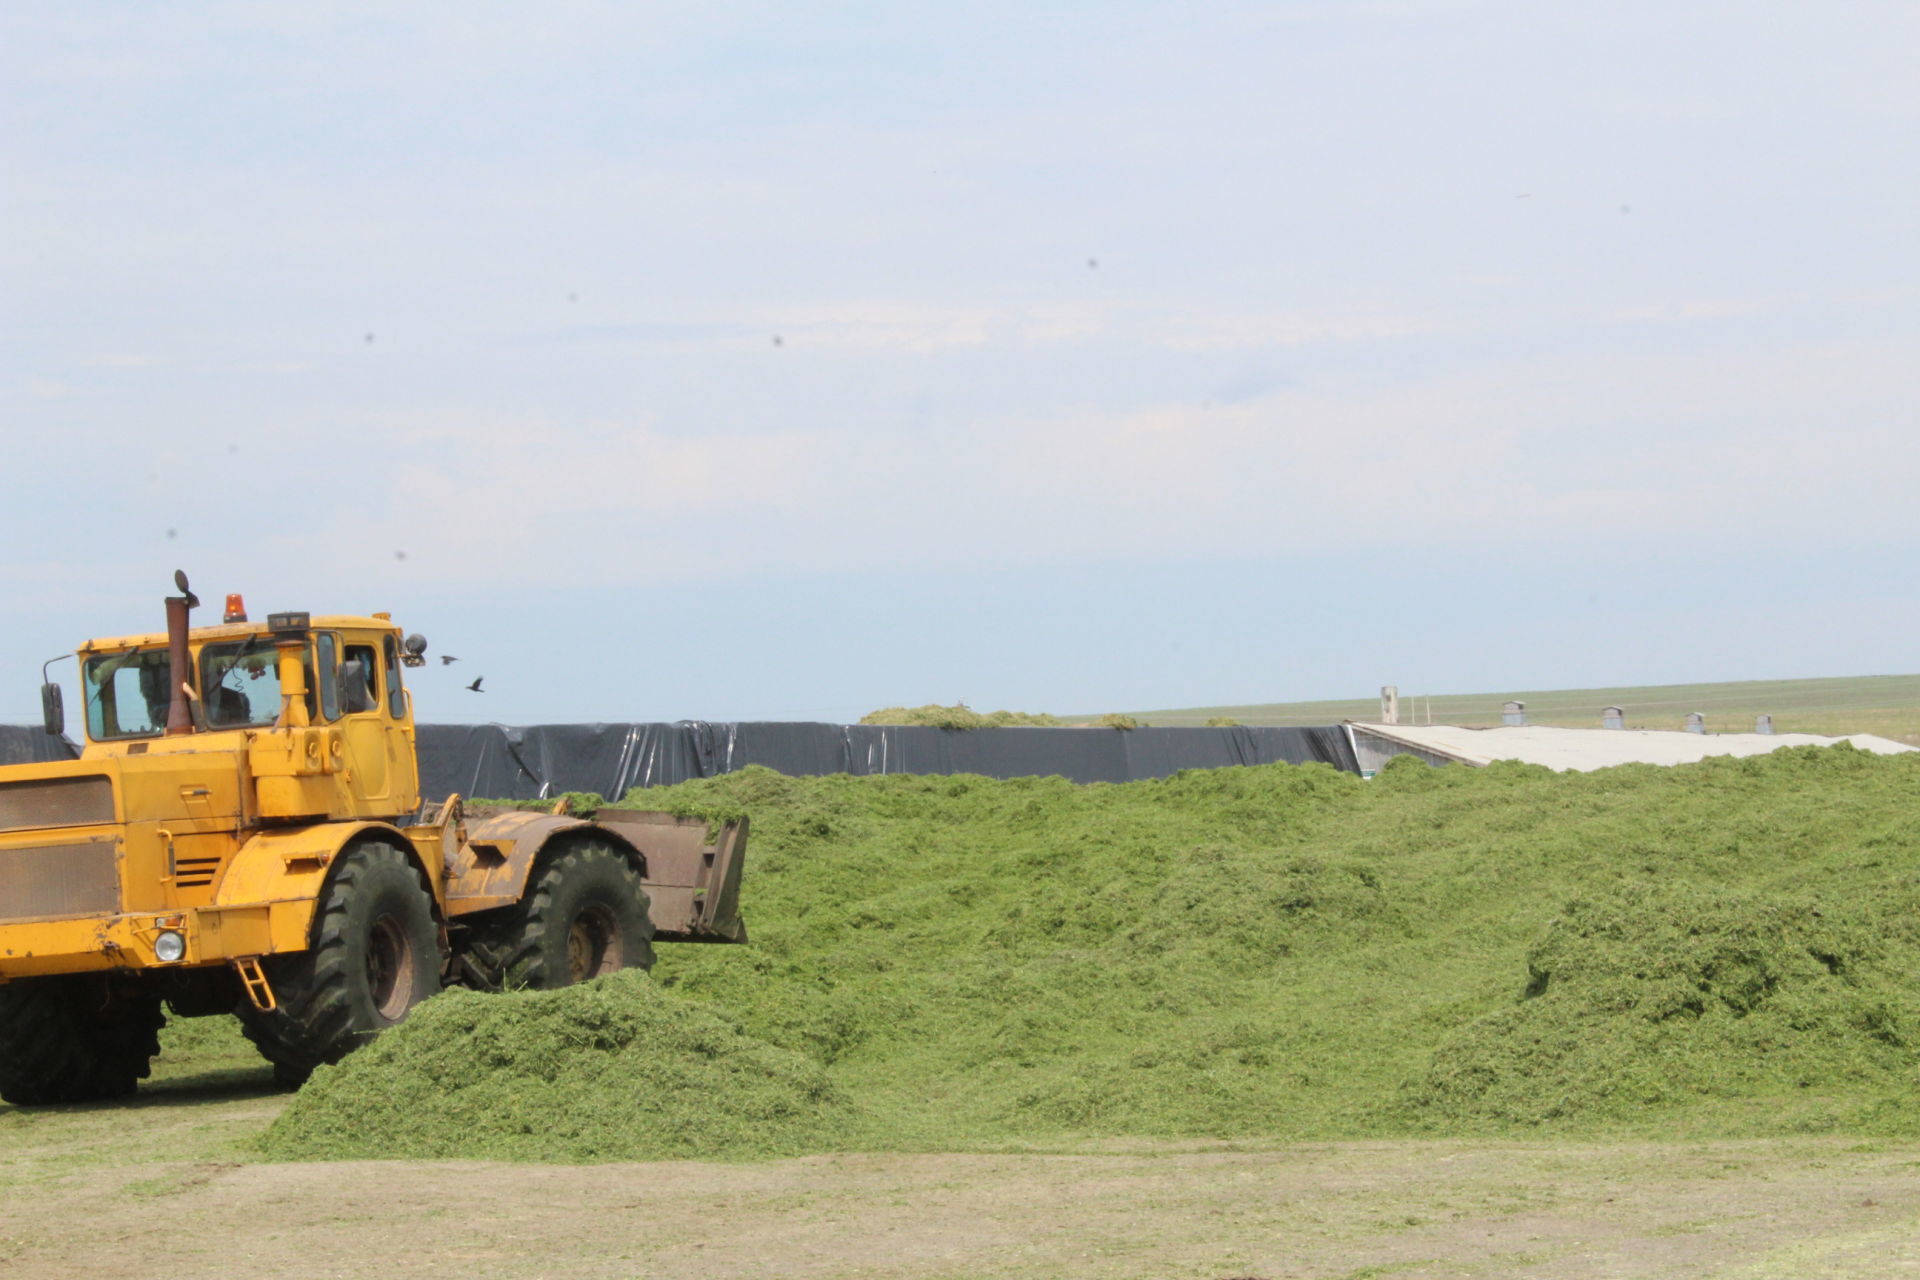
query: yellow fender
443 809 748 943
210 820 431 957
444 811 643 916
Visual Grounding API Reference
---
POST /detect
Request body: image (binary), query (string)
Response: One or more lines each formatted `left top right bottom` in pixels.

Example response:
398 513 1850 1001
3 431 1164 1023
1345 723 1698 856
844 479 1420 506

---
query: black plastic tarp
0 721 1358 798
0 726 77 766
414 721 1358 802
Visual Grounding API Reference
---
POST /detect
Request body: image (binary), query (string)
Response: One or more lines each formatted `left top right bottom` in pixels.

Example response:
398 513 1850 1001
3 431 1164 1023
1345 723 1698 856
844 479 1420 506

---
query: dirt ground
3 1076 1920 1280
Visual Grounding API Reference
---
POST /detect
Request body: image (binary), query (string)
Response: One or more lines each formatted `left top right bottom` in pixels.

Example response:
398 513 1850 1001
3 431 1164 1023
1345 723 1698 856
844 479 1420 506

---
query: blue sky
4 2 1918 724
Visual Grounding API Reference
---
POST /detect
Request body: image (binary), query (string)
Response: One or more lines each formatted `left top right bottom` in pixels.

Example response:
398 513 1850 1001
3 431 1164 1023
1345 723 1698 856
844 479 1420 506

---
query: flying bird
466 677 485 693
440 655 461 665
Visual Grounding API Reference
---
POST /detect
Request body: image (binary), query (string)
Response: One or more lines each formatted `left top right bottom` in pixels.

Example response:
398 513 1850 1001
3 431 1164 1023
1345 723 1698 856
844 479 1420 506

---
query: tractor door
380 633 419 810
338 636 393 805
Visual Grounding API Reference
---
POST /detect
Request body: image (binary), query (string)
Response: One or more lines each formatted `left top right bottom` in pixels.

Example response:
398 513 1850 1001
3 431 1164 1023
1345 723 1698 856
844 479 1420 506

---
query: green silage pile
260 973 859 1161
1408 880 1920 1131
264 745 1920 1161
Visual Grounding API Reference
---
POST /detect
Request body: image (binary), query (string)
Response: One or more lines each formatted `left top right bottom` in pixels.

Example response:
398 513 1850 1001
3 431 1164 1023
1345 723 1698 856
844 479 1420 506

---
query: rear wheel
238 840 440 1088
0 974 165 1106
468 842 654 990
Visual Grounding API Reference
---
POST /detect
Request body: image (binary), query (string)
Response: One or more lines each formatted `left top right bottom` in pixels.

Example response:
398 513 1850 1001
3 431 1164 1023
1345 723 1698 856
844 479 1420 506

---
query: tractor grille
0 776 114 834
172 855 224 888
0 841 120 921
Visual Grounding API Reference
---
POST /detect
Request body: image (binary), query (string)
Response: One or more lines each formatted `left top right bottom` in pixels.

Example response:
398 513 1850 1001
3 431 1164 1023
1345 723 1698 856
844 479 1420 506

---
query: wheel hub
565 906 622 983
365 914 416 1021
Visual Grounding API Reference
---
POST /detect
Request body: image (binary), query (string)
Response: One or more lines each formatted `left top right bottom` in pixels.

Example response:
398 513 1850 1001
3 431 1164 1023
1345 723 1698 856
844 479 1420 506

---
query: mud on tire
465 841 655 991
239 839 440 1089
0 974 165 1106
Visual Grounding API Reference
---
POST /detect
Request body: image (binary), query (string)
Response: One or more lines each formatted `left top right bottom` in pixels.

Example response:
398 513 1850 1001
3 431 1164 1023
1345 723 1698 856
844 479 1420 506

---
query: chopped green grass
1405 878 1920 1134
258 974 864 1162
647 751 1920 1146
262 745 1920 1161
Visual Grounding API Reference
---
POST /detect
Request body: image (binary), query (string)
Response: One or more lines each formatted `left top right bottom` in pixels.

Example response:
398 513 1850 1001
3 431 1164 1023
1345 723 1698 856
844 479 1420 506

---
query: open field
6 1060 1920 1280
1123 673 1920 742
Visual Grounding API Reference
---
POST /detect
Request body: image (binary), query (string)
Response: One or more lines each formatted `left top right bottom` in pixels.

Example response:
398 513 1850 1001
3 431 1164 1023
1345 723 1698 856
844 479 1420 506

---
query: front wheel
0 975 164 1105
239 840 441 1087
467 842 655 991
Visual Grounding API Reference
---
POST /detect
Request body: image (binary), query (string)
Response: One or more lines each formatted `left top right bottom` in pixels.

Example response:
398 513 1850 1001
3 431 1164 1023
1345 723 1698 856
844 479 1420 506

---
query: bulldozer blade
592 810 749 944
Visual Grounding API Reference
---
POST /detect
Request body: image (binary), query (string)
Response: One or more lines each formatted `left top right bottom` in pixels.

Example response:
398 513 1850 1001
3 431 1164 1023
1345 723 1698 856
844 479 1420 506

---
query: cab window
383 636 406 718
315 634 341 722
201 640 286 730
83 649 172 739
341 644 380 714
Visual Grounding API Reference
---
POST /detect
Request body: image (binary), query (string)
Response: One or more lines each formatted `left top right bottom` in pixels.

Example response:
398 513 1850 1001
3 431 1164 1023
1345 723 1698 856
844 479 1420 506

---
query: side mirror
41 683 64 738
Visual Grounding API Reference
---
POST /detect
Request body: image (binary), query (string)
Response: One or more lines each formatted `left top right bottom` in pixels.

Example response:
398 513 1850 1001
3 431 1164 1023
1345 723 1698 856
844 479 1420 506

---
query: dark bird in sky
364 332 375 343
772 334 784 347
1087 257 1098 269
466 676 485 692
440 655 460 665
394 550 407 561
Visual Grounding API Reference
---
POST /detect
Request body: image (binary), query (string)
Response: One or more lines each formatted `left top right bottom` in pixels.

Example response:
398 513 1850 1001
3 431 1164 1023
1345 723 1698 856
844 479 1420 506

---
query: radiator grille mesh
0 776 113 833
0 841 119 920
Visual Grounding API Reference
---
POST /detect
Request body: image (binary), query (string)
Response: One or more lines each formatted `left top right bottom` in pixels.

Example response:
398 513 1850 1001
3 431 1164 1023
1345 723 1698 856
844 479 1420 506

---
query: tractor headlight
154 930 187 964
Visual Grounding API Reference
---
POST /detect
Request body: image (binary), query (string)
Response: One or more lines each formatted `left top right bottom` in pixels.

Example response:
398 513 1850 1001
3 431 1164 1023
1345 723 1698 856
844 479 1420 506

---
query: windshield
200 640 285 729
83 649 173 740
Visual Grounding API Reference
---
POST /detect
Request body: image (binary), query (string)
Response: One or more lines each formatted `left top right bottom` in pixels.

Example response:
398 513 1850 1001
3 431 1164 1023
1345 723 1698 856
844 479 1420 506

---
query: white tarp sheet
1349 722 1916 773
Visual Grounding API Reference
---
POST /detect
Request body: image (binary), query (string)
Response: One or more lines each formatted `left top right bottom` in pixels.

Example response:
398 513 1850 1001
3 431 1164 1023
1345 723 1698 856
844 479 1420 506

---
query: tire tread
238 841 437 1088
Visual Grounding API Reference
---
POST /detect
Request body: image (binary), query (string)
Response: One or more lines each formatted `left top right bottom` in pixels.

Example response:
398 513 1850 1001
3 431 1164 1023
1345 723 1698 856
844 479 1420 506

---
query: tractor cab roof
78 615 402 654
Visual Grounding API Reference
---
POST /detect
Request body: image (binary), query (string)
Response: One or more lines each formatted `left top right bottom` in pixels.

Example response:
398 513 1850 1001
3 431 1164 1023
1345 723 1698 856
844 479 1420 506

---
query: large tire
0 974 165 1106
468 841 655 991
238 840 440 1088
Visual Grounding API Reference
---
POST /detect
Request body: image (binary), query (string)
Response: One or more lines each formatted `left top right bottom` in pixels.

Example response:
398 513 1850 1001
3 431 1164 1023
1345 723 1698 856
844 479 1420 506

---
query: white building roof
1349 722 1916 772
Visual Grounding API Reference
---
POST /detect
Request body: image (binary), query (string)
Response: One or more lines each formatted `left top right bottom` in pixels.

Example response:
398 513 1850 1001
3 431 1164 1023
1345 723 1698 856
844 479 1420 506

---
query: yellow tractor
0 574 746 1103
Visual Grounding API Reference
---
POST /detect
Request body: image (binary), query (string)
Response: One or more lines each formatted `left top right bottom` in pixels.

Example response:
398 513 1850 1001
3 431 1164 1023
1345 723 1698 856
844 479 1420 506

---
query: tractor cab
54 586 427 825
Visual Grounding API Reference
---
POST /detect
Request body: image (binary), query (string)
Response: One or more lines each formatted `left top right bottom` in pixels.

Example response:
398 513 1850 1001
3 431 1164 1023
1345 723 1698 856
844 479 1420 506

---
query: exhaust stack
165 570 200 737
